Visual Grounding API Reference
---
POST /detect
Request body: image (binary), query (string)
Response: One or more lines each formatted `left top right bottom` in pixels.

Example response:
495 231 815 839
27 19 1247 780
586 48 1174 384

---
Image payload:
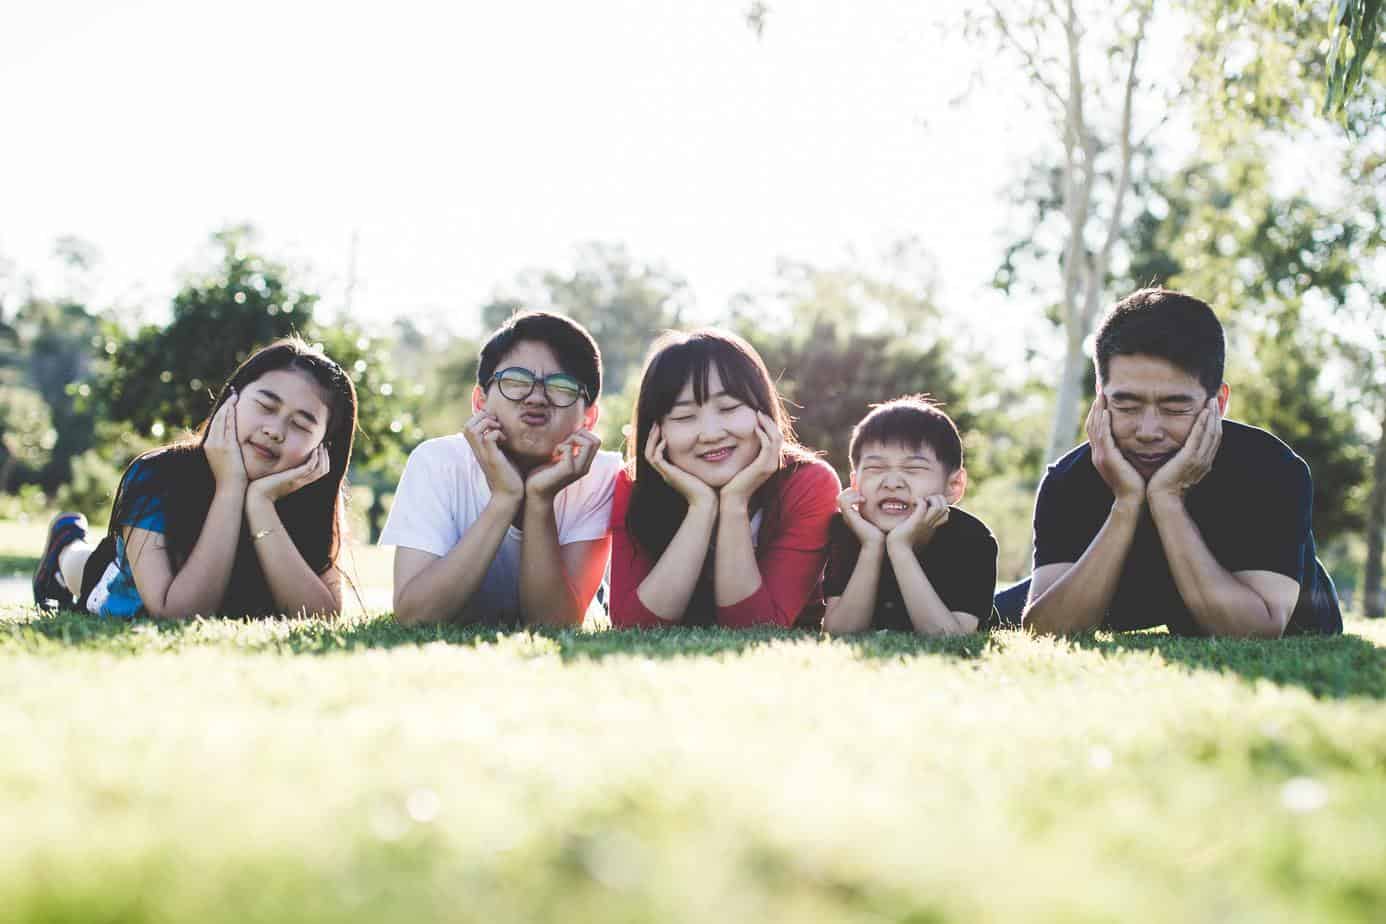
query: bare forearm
395 498 518 625
246 497 340 617
635 501 718 621
822 542 883 635
1024 502 1141 635
713 500 762 606
159 486 244 618
889 541 975 636
519 497 583 628
1148 494 1283 638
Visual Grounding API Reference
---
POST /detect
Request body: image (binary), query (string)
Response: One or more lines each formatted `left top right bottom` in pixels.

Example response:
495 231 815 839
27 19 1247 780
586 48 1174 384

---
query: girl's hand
887 494 950 550
838 488 885 548
719 412 783 508
526 429 602 503
645 423 717 508
463 411 525 503
205 392 248 490
247 445 332 504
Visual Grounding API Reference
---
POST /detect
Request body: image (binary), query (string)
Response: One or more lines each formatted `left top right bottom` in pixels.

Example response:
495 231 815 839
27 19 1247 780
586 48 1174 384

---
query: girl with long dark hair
33 337 358 619
609 329 840 628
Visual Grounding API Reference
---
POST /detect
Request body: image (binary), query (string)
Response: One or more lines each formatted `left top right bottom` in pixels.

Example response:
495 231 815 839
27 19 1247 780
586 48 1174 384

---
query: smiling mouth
699 447 735 462
878 499 912 514
248 442 278 462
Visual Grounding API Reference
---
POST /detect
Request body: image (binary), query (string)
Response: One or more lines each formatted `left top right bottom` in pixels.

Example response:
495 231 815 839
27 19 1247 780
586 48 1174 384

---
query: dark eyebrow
255 387 321 425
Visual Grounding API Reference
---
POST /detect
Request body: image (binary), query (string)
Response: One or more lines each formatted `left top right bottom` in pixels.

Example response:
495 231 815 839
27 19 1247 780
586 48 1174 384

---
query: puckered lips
518 410 550 427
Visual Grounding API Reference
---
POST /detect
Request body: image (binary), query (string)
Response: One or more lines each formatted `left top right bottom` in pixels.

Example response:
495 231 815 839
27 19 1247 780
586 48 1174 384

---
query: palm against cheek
839 489 884 544
527 432 598 499
251 446 331 502
890 497 948 547
1088 397 1144 500
720 413 782 503
206 395 248 487
646 424 717 506
1148 401 1220 499
465 412 524 498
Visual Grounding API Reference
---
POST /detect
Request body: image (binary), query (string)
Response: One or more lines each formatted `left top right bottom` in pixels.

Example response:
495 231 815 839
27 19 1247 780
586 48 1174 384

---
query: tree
967 0 1158 467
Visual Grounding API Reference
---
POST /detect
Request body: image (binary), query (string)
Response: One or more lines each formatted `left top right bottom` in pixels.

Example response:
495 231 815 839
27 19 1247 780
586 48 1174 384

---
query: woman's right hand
204 391 248 490
645 423 717 508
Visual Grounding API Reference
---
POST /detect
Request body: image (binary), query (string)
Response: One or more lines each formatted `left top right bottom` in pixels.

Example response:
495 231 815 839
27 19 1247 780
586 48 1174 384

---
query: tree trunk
1363 401 1386 619
368 490 387 545
1045 326 1088 465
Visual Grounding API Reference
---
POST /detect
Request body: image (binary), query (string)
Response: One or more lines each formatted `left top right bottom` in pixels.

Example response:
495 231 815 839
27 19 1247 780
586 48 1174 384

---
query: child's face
236 368 332 479
473 339 597 463
660 365 762 488
852 441 964 529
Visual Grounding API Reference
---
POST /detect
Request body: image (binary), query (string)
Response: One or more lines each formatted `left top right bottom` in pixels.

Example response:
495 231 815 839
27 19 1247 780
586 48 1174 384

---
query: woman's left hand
719 411 783 508
247 445 332 505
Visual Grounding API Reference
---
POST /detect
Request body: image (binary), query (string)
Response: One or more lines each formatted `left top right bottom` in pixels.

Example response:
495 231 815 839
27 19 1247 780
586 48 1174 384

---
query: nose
522 385 550 406
1134 407 1162 441
262 422 285 443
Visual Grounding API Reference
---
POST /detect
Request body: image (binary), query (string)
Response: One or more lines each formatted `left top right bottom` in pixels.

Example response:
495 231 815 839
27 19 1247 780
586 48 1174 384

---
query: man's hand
720 412 783 509
1147 398 1221 504
645 423 718 509
837 488 885 549
463 411 524 503
1087 393 1145 508
247 445 331 505
886 494 950 550
526 430 602 503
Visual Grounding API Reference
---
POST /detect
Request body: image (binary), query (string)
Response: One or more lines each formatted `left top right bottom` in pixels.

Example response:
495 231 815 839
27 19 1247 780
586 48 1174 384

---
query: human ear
582 401 600 431
472 384 487 414
1216 382 1231 416
946 466 968 505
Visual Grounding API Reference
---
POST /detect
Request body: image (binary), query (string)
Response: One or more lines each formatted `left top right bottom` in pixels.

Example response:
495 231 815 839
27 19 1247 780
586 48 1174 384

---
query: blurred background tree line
0 0 1382 613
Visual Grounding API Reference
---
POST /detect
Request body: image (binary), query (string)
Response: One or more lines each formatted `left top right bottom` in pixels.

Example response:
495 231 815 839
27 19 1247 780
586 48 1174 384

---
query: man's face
473 340 597 463
852 441 964 530
1102 354 1226 480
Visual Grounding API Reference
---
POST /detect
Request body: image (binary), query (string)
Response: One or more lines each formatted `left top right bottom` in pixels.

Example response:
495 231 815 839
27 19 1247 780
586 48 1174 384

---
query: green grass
2 608 1385 923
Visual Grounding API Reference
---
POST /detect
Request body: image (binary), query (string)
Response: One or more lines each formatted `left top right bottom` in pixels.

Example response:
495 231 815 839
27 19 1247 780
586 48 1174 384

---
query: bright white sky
1 0 1179 345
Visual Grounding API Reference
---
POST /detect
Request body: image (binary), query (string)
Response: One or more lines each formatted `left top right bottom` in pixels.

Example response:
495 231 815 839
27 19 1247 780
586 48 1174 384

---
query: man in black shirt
823 396 998 635
1003 288 1341 637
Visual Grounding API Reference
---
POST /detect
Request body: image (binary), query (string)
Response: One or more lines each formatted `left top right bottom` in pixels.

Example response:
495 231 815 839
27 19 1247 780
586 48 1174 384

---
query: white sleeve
378 441 459 557
556 451 622 545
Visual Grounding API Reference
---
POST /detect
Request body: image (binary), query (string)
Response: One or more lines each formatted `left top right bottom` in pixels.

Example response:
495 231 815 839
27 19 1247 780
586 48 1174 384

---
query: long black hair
623 329 815 625
106 337 358 615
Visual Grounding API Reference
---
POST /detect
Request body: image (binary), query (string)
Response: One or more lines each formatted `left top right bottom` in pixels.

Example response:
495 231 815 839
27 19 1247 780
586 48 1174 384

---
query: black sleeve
822 516 856 597
1220 454 1311 581
927 519 999 627
1032 463 1091 568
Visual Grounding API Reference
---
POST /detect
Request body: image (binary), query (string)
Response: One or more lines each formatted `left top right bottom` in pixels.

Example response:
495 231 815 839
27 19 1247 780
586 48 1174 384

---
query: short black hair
849 395 962 472
1094 288 1225 396
477 311 602 402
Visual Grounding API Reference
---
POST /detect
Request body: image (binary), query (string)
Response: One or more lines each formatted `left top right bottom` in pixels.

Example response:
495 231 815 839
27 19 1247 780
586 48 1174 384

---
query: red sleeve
717 459 841 629
608 470 665 628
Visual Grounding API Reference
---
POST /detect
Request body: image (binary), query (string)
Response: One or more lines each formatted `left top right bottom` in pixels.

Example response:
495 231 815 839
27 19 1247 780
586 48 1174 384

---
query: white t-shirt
379 434 622 625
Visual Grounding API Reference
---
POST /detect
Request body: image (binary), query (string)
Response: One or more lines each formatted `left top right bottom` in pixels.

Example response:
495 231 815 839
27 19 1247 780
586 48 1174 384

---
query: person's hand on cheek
719 412 783 510
645 423 718 508
247 444 332 504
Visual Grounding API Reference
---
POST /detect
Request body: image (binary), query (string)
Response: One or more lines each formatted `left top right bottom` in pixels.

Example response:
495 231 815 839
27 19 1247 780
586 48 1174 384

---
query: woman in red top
609 329 840 628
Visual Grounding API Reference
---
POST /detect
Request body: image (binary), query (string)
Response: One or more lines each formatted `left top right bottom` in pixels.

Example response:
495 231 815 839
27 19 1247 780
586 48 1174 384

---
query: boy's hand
837 488 884 549
526 429 602 503
887 495 950 550
464 411 524 504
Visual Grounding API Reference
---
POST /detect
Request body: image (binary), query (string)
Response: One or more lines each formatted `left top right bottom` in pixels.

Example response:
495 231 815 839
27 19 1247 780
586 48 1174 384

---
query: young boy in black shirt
823 397 998 635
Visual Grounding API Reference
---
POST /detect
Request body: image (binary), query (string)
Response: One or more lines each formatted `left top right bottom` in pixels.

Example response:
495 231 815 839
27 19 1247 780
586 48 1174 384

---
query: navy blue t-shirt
1032 419 1341 635
824 506 999 631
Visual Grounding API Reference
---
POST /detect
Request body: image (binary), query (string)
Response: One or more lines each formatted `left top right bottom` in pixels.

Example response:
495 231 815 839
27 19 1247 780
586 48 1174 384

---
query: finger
644 425 661 464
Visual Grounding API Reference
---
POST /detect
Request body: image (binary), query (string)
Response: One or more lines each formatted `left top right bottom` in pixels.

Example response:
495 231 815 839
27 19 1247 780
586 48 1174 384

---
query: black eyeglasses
487 366 590 408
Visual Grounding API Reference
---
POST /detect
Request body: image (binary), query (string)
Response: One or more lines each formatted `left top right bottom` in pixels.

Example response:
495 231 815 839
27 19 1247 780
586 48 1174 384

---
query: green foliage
1326 0 1384 112
53 447 125 518
0 384 54 488
3 610 1386 923
105 225 319 437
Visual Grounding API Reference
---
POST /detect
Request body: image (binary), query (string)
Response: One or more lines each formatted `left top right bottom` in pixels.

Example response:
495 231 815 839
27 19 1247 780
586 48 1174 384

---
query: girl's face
660 365 762 488
234 368 332 479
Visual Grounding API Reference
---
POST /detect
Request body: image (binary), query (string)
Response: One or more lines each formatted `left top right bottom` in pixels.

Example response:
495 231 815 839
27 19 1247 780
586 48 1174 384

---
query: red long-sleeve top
608 459 841 629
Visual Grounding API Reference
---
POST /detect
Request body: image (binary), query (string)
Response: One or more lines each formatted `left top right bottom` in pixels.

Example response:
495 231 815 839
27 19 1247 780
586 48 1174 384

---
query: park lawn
2 610 1385 924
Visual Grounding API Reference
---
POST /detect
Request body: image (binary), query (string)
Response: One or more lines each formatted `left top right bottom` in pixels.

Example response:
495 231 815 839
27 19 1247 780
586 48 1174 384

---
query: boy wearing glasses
382 311 621 627
822 396 998 636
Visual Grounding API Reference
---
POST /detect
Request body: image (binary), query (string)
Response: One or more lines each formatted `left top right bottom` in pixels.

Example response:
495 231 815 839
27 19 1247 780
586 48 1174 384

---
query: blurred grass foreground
3 604 1385 923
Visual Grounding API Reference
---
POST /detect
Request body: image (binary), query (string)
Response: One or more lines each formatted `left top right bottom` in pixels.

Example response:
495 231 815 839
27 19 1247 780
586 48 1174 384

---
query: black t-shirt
1033 419 1341 635
823 506 999 631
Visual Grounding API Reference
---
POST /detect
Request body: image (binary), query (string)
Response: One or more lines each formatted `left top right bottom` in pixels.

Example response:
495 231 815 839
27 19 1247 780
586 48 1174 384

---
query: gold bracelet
251 527 277 543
